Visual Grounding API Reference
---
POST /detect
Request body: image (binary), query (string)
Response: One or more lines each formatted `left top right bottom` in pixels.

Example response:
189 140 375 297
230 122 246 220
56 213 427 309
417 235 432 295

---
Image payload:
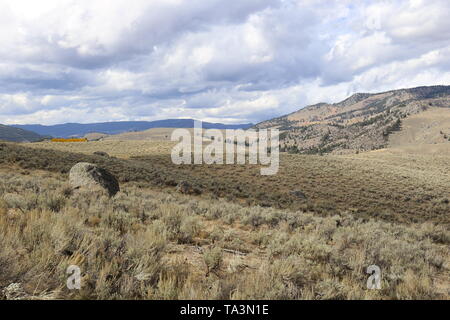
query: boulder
176 181 201 195
69 162 119 197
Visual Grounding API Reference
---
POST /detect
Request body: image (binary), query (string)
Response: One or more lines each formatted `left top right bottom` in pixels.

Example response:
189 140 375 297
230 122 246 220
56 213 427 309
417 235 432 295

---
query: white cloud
0 0 448 125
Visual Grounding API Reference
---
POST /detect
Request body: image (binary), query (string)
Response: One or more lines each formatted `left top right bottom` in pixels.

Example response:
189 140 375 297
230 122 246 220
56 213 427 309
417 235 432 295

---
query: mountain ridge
255 85 450 154
13 119 253 138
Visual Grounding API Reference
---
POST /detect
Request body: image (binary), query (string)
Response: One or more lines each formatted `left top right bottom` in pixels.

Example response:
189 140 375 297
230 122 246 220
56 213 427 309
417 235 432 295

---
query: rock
176 181 201 195
290 190 307 200
69 162 120 197
93 151 110 157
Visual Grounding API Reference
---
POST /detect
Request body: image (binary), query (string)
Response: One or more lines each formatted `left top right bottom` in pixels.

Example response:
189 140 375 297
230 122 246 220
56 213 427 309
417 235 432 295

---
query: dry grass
0 140 449 300
29 140 176 159
0 168 448 300
389 108 450 147
2 141 449 226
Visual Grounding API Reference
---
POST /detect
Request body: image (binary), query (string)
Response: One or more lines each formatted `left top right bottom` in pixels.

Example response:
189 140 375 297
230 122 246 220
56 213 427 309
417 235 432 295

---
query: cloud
0 0 449 125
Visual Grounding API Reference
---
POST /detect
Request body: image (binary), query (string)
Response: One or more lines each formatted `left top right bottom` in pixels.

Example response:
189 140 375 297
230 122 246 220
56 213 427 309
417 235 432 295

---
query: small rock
93 151 110 157
290 190 307 200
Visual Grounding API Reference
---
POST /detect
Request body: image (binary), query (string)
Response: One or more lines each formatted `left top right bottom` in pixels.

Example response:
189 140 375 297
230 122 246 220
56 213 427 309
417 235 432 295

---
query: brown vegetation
0 168 448 299
0 138 449 300
4 141 448 226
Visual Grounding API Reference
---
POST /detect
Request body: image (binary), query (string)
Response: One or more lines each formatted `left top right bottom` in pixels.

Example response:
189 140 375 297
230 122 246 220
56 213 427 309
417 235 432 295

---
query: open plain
0 134 448 299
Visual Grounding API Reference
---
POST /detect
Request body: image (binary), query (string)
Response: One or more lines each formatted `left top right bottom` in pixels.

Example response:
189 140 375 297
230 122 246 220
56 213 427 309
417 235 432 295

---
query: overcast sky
0 0 449 125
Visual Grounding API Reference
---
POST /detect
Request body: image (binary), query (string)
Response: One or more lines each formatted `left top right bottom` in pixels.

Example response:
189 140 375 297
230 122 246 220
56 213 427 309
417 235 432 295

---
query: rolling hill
0 124 45 142
255 85 450 154
13 119 253 138
389 107 450 147
99 127 190 141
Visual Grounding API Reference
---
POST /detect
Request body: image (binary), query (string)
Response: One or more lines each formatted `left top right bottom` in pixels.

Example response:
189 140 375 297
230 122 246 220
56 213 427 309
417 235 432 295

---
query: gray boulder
69 162 119 197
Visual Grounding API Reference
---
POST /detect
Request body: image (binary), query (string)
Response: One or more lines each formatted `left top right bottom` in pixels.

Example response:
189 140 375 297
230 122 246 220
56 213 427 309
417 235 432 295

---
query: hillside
255 85 450 154
389 107 450 147
85 128 193 142
0 124 45 142
13 119 253 138
87 127 234 142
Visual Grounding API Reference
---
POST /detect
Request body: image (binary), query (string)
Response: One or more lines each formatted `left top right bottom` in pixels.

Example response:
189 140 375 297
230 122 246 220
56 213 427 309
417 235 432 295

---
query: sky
0 0 449 125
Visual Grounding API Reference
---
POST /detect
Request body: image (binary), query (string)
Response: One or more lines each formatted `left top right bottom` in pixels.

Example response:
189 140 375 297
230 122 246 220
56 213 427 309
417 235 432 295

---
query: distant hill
0 124 45 142
255 85 450 154
13 119 253 138
100 128 191 141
